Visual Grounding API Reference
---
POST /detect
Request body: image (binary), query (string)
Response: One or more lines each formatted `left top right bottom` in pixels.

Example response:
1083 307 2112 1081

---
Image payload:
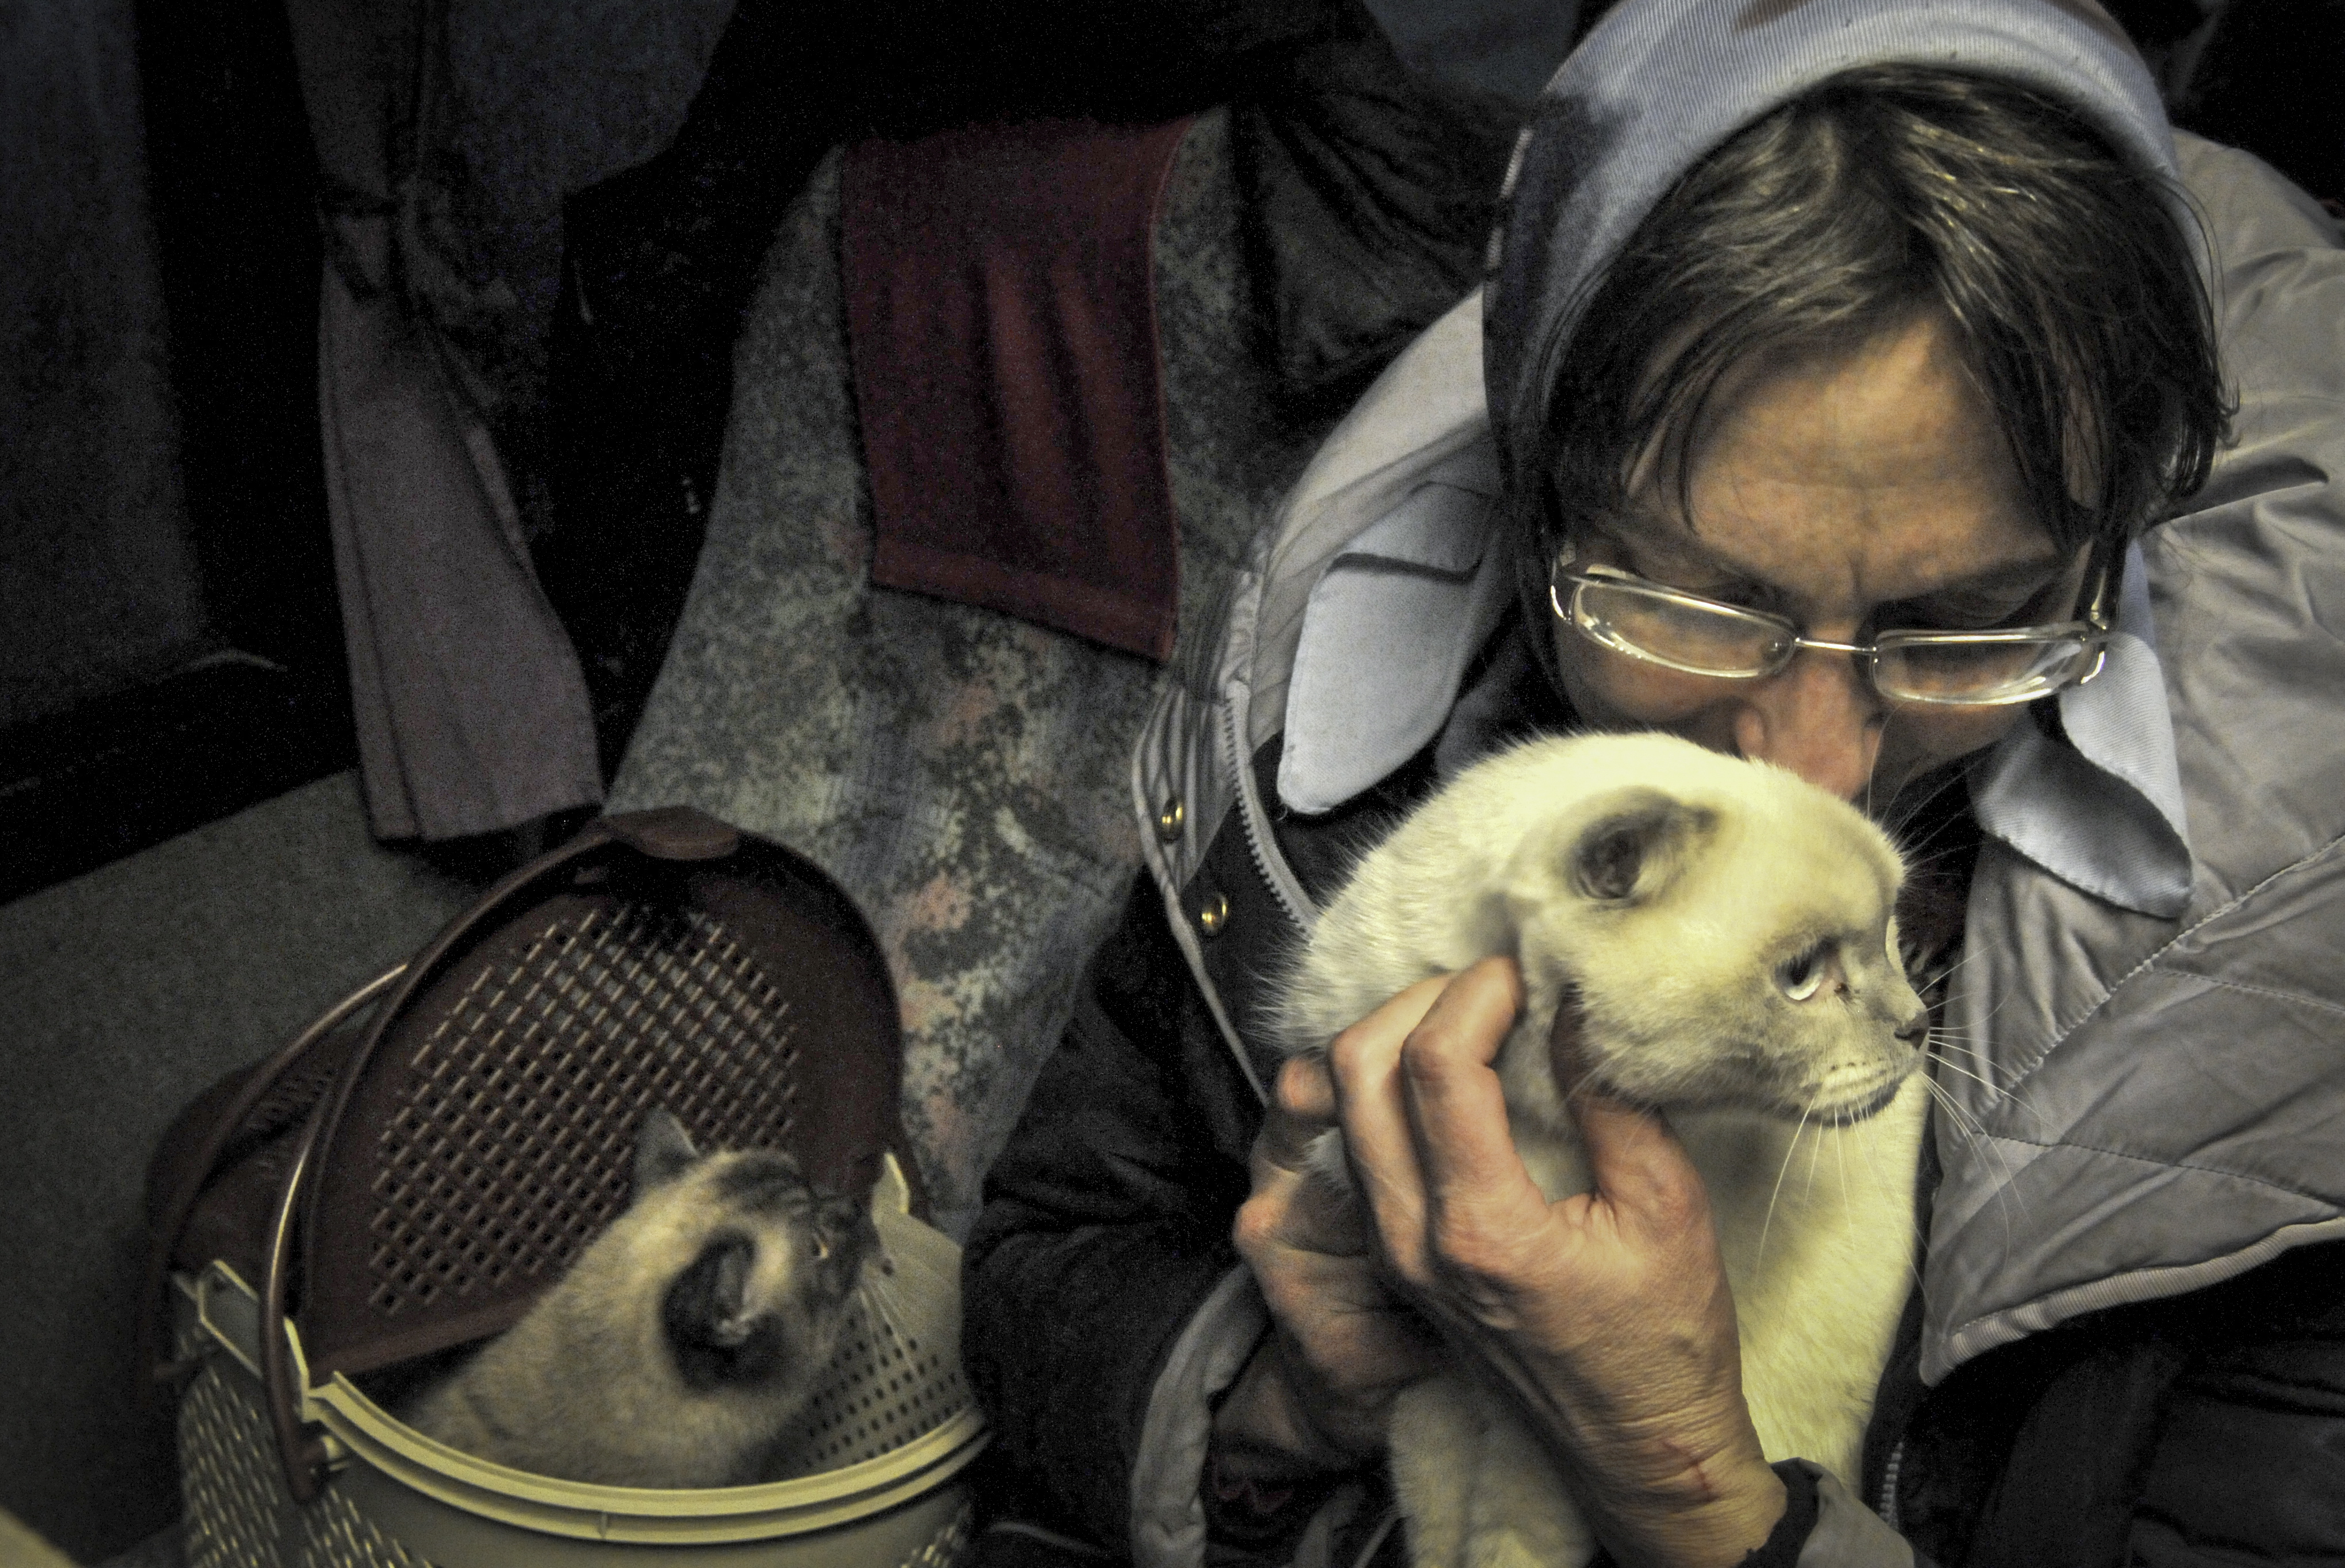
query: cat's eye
1777 943 1829 1002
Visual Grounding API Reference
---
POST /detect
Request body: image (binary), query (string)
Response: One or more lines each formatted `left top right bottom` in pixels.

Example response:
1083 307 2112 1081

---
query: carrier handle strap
140 963 405 1402
262 1097 337 1503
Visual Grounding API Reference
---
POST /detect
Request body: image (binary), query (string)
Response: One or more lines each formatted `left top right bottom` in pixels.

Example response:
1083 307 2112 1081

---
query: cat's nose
1894 1008 1929 1048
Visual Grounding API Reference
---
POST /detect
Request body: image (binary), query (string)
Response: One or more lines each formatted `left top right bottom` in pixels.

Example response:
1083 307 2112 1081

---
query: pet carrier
145 807 987 1567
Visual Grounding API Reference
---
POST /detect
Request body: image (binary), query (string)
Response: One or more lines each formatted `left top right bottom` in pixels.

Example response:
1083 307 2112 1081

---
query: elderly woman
965 1 2345 1563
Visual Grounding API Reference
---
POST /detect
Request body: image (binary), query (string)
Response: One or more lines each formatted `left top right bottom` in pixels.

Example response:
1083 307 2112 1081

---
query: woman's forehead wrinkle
1620 314 2053 603
1629 462 2069 610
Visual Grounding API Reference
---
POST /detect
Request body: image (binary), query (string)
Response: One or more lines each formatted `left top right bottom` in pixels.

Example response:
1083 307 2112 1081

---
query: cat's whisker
1878 758 1969 828
1920 1025 2009 1066
1831 1111 1852 1210
1919 1074 1986 1137
1918 1073 1981 1147
1921 1037 2001 1089
1893 840 1977 878
1918 1075 2032 1260
1923 1025 2044 1132
1921 1087 1997 1178
854 1252 912 1327
1923 989 2024 1087
1802 1101 1828 1202
1925 1042 2040 1123
1848 1101 1927 1292
1914 944 1982 985
1960 985 2023 1033
1870 725 1976 835
1757 1107 1812 1269
1901 950 1988 1010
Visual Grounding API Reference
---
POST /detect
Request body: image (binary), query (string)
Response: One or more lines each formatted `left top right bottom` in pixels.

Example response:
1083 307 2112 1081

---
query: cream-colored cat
1275 732 1929 1567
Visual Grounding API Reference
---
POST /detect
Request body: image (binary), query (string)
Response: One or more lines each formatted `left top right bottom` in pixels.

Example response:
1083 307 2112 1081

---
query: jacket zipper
1220 690 1315 933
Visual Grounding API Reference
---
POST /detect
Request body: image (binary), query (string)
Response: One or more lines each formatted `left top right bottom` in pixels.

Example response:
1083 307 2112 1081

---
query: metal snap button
1156 795 1185 843
1197 890 1229 937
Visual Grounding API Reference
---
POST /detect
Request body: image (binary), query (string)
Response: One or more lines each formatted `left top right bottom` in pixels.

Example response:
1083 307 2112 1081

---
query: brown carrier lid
276 807 912 1381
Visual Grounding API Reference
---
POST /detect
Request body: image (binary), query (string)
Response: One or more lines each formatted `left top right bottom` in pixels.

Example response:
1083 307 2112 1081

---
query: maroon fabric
842 117 1192 663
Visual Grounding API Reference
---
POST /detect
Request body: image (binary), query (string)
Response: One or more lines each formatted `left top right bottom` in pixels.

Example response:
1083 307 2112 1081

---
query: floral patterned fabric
609 116 1316 1235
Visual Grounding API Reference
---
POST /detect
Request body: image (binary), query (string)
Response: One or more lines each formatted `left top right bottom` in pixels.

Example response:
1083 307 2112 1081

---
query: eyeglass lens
1571 579 2094 704
1869 636 2097 702
1577 583 1791 670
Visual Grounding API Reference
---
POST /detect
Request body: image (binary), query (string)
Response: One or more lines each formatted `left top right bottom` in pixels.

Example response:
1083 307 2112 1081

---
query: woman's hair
1516 64 2229 585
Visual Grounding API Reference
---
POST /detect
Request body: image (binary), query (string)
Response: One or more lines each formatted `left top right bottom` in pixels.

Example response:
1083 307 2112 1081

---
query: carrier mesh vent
367 902 801 1317
180 1356 285 1568
768 1290 972 1476
298 1492 433 1568
245 1050 352 1143
179 1319 443 1568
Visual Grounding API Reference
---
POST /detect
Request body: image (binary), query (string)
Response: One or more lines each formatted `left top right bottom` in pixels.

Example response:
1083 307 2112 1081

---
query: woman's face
1550 309 2093 810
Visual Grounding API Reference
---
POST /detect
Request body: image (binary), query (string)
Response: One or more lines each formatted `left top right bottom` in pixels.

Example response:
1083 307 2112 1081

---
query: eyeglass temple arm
2081 533 2124 632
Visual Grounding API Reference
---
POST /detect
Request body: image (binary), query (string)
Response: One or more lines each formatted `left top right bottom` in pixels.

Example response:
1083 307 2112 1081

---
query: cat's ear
634 1108 701 1196
1570 790 1715 904
813 1190 881 1280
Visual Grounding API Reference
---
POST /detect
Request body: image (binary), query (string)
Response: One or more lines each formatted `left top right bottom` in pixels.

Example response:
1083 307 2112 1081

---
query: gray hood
1484 0 2176 470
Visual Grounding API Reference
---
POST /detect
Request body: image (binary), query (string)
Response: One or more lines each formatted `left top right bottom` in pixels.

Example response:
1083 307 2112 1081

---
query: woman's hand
1216 980 1450 1479
1328 957 1786 1568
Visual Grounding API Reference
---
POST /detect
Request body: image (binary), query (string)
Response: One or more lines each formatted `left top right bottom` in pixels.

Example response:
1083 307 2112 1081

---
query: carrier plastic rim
312 1378 987 1543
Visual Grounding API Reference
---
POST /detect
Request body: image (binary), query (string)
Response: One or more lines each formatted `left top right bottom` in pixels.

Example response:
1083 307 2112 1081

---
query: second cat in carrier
397 1109 878 1488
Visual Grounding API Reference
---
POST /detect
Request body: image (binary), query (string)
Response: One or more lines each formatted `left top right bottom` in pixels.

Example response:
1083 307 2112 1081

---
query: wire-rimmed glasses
1547 539 2113 706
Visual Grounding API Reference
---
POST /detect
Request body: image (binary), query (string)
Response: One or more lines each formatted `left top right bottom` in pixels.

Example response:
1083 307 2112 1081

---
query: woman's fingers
1309 969 1779 1562
1279 1050 1339 1124
1322 973 1451 1276
1331 959 1547 1293
1230 1042 1443 1467
1251 1054 1339 1184
1546 997 1706 1233
1400 960 1550 1202
1243 1059 1369 1262
1392 964 1561 1321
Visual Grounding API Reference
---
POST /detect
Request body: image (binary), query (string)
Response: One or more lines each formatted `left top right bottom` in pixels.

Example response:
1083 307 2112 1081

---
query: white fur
1275 733 1928 1567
